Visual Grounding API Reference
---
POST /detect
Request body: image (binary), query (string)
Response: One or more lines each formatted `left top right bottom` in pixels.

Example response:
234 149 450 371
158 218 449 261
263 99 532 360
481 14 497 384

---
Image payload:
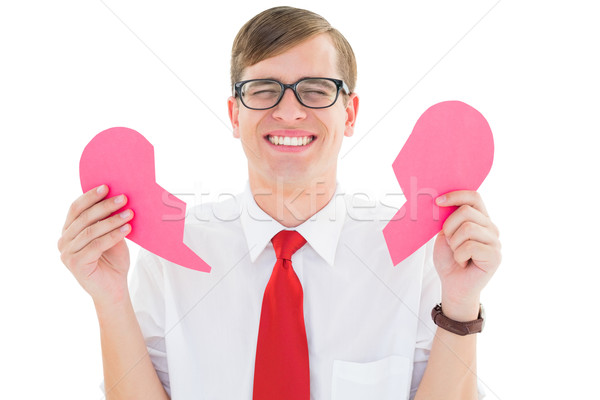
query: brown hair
230 6 357 95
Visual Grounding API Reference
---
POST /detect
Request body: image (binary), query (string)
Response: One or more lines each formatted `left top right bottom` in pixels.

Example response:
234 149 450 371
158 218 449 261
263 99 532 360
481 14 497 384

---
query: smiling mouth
265 134 316 146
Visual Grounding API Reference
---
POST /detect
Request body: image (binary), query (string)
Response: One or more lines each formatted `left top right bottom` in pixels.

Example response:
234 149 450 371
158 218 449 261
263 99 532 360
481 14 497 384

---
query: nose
271 87 307 121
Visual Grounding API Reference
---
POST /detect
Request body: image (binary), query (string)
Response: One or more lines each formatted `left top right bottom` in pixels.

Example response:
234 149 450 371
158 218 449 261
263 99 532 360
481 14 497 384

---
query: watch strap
431 303 484 336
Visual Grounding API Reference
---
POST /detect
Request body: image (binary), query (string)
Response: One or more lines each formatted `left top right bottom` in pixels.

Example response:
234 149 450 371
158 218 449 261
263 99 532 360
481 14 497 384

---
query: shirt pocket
331 355 411 400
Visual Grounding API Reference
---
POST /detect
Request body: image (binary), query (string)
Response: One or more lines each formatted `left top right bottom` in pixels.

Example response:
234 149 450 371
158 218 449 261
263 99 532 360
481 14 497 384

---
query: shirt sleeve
408 238 486 400
98 248 171 397
131 248 171 395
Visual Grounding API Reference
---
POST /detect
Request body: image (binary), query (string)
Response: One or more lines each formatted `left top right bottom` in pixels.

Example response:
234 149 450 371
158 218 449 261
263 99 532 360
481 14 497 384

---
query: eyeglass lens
240 79 338 109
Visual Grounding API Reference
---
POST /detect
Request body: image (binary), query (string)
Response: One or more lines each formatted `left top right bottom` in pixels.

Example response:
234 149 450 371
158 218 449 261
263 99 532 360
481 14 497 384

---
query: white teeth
268 135 314 146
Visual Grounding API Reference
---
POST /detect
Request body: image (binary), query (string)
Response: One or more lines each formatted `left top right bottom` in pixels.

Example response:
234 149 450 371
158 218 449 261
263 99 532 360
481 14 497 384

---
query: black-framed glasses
233 77 350 110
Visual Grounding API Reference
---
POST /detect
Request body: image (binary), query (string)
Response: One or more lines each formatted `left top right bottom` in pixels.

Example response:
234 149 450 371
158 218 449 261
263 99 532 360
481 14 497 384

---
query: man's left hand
433 190 502 320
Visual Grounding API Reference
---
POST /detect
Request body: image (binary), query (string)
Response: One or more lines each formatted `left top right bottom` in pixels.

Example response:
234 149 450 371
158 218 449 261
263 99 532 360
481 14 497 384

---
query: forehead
241 33 339 82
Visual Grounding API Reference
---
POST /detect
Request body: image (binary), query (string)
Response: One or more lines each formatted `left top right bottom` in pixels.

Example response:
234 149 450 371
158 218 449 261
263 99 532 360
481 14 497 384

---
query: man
58 6 501 400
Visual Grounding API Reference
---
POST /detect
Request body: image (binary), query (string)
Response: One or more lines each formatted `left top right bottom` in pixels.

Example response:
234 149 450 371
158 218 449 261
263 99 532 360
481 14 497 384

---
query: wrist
93 290 132 316
440 296 480 321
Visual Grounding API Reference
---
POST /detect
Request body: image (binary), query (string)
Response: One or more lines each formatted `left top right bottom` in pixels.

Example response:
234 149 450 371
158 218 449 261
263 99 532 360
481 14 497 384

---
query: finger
70 208 134 253
62 185 109 233
442 204 491 239
62 194 128 243
453 240 497 271
68 224 132 270
436 190 488 217
446 221 499 252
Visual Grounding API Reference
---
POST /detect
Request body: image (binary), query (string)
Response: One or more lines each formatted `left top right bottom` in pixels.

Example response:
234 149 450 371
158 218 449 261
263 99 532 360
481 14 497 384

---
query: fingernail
436 195 446 205
120 224 130 233
97 185 107 195
119 210 131 218
114 195 124 204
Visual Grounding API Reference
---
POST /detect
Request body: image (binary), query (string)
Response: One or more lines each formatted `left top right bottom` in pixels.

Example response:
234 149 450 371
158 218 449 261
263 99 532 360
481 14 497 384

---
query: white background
1 1 598 399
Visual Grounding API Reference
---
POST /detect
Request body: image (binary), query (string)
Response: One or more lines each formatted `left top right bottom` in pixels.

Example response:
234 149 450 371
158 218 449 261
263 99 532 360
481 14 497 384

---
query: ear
227 96 240 138
344 93 359 138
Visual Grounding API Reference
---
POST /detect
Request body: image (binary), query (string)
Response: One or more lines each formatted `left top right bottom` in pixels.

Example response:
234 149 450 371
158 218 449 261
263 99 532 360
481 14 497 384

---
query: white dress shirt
100 180 485 399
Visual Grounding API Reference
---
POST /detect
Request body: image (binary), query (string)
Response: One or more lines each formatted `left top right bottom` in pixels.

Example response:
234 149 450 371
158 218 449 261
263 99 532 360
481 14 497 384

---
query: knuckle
463 240 475 253
103 197 114 211
492 222 500 236
69 252 82 268
455 222 470 239
61 251 76 269
83 224 95 240
464 221 477 235
454 247 467 262
88 237 102 252
59 251 68 265
68 200 80 217
457 204 471 218
441 224 450 237
471 239 479 249
79 208 91 224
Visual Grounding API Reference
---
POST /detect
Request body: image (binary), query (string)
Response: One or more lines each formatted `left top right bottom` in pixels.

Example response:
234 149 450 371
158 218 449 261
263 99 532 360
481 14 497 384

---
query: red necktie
253 230 310 400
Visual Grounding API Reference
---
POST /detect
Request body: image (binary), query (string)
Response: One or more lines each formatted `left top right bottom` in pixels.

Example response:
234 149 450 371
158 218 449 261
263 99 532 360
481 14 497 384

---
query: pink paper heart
79 127 211 272
383 101 494 265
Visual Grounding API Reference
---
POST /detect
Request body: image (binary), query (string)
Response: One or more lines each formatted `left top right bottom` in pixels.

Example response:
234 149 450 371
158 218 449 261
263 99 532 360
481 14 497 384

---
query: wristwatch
431 303 485 336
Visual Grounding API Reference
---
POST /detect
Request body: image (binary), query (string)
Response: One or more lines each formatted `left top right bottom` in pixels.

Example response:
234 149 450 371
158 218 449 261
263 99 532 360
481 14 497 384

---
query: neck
248 169 337 228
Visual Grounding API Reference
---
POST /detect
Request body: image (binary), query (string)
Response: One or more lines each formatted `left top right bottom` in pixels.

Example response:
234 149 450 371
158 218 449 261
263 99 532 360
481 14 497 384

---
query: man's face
228 33 359 188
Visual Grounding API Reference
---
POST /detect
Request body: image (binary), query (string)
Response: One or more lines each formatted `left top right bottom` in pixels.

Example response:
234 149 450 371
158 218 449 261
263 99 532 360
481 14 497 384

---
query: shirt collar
239 179 346 266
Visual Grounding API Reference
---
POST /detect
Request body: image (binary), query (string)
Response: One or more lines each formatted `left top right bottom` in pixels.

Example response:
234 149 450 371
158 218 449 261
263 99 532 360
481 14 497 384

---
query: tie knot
271 230 307 261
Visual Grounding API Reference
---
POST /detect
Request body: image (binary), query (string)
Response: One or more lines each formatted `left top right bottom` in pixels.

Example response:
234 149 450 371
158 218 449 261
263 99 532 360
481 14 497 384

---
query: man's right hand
57 184 134 306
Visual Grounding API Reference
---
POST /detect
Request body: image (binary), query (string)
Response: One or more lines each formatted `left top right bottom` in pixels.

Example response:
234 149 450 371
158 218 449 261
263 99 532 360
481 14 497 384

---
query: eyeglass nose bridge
275 82 305 108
